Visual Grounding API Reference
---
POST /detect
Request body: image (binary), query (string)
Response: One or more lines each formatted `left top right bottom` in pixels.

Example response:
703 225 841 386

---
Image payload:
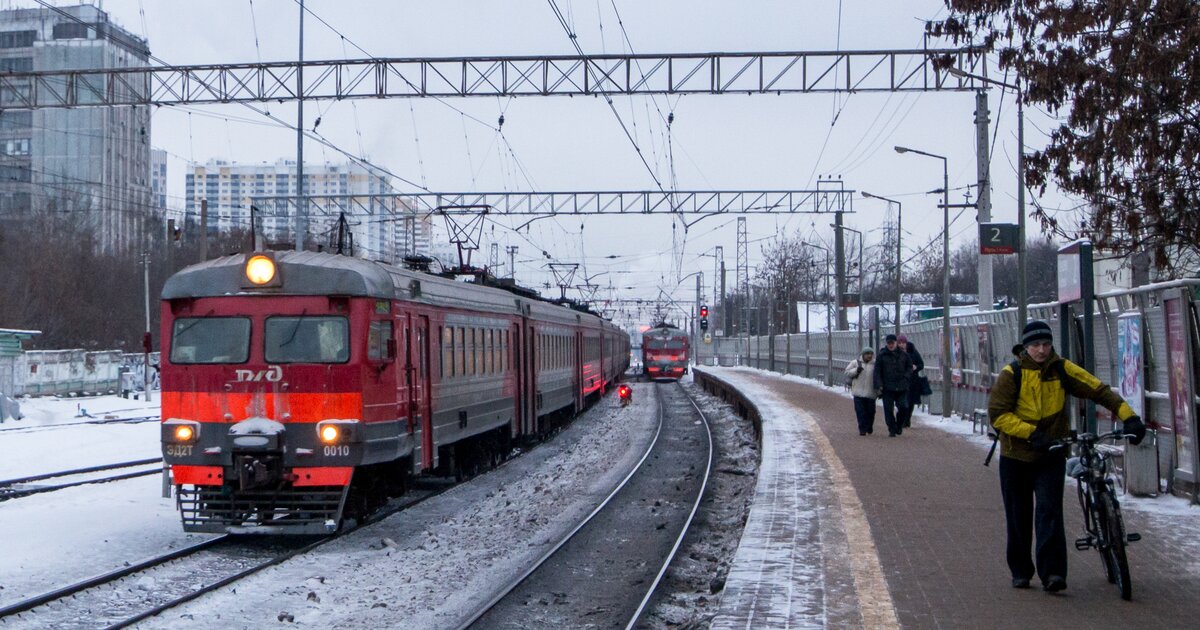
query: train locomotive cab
641 324 689 381
161 252 408 534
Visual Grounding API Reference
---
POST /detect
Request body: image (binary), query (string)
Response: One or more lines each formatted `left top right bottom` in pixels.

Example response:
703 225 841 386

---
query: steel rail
454 387 667 630
0 457 162 486
624 381 715 629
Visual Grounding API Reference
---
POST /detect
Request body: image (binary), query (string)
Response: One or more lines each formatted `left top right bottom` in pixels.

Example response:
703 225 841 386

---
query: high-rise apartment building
150 148 167 214
0 4 151 251
184 159 429 263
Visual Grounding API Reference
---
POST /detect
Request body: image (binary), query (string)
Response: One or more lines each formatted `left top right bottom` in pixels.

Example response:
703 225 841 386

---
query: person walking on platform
873 333 913 437
988 320 1147 593
844 347 879 436
896 335 925 429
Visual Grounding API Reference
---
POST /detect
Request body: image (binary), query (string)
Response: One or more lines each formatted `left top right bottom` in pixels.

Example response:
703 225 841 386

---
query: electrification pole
294 0 306 251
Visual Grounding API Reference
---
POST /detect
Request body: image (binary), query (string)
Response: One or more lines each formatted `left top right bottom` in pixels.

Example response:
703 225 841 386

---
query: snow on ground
137 384 661 629
0 394 210 609
0 394 160 479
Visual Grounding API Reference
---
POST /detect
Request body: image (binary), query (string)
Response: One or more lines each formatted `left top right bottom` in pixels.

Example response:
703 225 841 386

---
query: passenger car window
170 317 251 364
264 316 349 363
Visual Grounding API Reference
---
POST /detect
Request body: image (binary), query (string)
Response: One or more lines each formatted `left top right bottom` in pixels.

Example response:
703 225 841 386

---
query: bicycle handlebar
1049 430 1134 452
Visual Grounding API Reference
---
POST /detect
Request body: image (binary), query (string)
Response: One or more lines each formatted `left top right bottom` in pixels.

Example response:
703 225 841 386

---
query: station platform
697 366 1200 629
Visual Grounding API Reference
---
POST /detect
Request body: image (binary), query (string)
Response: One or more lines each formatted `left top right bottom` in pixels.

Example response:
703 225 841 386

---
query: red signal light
699 305 709 318
618 384 632 399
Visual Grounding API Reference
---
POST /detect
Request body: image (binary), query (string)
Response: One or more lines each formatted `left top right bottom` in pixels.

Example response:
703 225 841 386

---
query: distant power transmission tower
489 243 499 275
713 245 723 315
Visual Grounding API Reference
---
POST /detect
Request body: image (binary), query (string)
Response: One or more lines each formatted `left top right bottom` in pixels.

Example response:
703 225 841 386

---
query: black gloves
1123 416 1147 446
856 366 863 377
1028 429 1053 453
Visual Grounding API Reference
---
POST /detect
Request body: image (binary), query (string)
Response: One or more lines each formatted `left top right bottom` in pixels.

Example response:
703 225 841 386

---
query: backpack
985 358 1069 466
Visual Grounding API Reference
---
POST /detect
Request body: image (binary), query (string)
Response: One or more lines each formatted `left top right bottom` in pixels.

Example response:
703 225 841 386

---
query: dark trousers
999 455 1068 583
896 398 915 428
880 390 907 435
852 396 876 434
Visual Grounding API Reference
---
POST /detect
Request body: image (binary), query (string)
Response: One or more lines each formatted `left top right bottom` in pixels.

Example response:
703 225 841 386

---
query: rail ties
459 381 714 629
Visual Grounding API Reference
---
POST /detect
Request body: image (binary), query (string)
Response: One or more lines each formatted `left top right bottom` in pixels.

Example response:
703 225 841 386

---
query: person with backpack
844 347 879 436
874 333 913 437
987 320 1147 593
896 334 925 429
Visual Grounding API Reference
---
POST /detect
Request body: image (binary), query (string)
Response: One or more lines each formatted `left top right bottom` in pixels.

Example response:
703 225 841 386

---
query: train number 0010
323 445 351 457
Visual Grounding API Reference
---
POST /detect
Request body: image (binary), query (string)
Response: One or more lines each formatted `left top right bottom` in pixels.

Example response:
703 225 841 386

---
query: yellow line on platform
802 407 900 629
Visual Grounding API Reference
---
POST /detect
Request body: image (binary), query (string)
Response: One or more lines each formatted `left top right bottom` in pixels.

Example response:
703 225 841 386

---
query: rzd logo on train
233 366 283 383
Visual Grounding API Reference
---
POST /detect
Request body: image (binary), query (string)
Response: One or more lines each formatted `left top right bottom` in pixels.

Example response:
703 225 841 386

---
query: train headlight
320 425 340 444
245 254 277 285
163 419 201 444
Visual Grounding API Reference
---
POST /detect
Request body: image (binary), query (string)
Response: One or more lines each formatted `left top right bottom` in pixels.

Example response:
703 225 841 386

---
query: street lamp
949 66 1027 329
861 191 903 337
895 145 952 418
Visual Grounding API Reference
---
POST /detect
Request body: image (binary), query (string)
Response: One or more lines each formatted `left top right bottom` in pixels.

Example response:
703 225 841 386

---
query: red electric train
641 323 689 380
160 251 628 534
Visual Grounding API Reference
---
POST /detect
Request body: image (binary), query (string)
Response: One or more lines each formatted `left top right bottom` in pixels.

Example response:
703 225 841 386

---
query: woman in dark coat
896 334 924 428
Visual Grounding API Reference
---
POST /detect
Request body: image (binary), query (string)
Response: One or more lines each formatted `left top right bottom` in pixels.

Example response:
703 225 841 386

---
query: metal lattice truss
0 48 988 109
252 189 856 218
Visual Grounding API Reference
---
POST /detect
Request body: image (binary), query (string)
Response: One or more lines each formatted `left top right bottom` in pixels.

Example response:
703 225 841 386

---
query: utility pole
737 218 749 363
199 199 208 261
294 0 306 252
713 245 723 326
975 90 994 311
835 209 847 330
695 273 702 367
142 253 152 403
506 245 518 279
720 260 727 336
489 243 499 275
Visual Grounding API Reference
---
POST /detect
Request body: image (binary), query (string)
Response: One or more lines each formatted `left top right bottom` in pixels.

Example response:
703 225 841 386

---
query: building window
2 138 30 156
0 31 36 49
0 57 32 73
52 23 92 40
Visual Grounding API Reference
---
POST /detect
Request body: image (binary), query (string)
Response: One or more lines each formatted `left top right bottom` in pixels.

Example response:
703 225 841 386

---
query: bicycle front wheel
1097 491 1132 600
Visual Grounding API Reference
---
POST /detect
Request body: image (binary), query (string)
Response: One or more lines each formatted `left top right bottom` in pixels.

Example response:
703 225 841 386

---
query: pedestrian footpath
701 366 1200 629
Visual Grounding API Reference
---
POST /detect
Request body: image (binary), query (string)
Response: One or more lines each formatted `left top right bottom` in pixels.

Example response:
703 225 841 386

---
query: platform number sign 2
979 223 1020 255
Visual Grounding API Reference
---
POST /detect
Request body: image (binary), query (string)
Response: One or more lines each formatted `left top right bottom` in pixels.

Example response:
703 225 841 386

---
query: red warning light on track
618 384 632 402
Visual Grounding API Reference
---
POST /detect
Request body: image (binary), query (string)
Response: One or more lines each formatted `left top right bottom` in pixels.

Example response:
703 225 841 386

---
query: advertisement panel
1116 313 1144 419
977 323 994 389
1164 297 1195 475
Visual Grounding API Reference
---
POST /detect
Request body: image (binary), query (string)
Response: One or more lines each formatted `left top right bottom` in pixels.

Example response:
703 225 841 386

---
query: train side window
368 321 393 361
487 329 495 374
458 327 467 377
442 326 454 378
469 328 478 375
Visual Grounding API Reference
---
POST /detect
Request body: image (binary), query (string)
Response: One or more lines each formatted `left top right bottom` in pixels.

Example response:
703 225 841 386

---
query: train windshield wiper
174 309 215 339
279 309 308 347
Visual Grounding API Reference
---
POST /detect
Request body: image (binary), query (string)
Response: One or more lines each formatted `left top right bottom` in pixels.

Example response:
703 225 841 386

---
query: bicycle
1052 429 1142 600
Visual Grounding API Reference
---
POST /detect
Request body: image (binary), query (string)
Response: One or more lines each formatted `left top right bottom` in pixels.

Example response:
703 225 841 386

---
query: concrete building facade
0 4 151 252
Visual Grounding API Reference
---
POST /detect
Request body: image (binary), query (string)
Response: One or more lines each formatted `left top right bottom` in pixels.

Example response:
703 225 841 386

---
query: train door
574 329 584 412
407 314 434 471
511 322 523 436
526 323 538 433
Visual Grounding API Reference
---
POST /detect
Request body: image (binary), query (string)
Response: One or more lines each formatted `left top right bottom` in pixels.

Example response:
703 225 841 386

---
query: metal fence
696 280 1200 500
18 350 160 397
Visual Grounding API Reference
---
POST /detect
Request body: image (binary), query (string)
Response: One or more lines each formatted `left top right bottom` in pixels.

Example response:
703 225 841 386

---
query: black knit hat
1022 320 1053 346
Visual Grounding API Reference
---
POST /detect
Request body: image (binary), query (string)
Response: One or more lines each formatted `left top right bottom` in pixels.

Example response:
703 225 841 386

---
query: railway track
0 415 159 433
458 381 714 629
0 458 164 502
0 483 452 629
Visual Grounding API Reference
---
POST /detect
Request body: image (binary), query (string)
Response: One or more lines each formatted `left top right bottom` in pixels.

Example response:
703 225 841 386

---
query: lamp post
949 67 1027 328
862 191 903 337
895 145 952 418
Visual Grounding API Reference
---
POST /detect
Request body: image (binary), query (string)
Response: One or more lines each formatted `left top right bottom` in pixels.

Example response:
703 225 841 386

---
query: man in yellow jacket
987 320 1146 593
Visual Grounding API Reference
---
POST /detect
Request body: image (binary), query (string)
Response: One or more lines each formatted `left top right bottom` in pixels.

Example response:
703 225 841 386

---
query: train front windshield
265 316 350 364
170 317 251 364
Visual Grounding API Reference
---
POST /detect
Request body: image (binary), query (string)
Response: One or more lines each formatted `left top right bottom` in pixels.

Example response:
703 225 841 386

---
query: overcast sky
29 0 1071 327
